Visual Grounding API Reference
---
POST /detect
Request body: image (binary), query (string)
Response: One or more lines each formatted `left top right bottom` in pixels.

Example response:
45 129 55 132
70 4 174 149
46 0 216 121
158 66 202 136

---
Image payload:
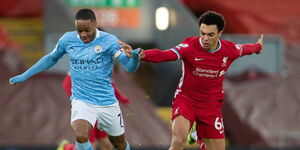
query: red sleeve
142 37 192 63
142 38 193 62
239 43 262 56
62 73 72 97
142 48 179 63
112 82 130 104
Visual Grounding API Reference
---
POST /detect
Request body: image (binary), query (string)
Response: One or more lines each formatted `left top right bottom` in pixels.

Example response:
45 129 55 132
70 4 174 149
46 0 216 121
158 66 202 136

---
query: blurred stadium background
0 0 300 149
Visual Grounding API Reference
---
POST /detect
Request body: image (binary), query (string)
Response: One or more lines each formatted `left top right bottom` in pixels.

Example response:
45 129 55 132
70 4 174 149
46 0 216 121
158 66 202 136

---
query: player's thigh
202 138 225 150
172 115 191 138
97 102 125 136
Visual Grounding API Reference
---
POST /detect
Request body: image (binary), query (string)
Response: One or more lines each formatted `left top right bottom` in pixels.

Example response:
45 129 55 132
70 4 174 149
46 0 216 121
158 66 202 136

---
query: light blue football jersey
51 29 123 106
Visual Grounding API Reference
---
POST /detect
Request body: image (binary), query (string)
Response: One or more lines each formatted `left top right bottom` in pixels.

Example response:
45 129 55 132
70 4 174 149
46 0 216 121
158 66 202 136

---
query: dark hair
198 11 225 32
75 8 96 22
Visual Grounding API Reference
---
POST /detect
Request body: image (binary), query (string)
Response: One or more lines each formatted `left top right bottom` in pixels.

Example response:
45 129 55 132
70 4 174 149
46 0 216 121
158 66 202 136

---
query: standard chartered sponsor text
193 68 219 78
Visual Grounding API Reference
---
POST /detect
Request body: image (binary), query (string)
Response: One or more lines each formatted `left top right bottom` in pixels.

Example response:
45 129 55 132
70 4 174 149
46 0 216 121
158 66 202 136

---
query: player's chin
81 38 91 43
203 46 210 50
202 43 210 49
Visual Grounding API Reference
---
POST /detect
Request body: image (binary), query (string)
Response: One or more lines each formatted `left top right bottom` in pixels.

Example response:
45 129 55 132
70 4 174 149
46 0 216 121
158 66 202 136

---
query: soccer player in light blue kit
9 9 139 150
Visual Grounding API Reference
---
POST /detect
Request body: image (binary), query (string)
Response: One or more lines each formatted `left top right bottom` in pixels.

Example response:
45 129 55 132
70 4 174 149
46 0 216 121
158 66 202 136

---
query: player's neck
199 38 221 52
210 41 219 51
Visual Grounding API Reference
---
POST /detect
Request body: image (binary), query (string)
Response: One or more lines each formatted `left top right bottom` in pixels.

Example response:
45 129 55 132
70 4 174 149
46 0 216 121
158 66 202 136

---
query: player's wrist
255 43 263 54
132 48 142 59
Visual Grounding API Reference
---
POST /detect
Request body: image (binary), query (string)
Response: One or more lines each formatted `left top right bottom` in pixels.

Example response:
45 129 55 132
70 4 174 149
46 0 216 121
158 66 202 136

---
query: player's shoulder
220 39 239 48
220 39 242 50
182 36 199 44
63 31 77 38
176 36 198 48
220 39 242 57
59 31 78 42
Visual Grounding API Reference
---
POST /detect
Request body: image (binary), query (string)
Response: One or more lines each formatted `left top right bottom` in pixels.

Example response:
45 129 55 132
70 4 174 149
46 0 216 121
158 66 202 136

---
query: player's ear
218 30 223 38
92 20 97 26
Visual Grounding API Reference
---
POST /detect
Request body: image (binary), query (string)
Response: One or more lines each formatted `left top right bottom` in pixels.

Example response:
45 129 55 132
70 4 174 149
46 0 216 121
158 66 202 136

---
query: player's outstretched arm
9 54 60 85
118 40 178 62
142 49 179 63
239 34 264 56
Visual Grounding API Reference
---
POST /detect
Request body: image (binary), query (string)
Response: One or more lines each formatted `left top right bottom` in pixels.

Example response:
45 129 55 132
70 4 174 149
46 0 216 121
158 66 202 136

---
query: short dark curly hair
198 11 225 32
75 8 96 22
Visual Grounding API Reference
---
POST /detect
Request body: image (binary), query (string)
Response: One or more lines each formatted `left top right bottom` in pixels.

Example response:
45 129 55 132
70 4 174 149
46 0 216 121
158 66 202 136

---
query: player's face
199 24 223 50
75 19 97 43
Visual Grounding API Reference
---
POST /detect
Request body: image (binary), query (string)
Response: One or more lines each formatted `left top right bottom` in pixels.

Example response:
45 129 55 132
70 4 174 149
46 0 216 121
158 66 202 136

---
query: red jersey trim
170 48 180 60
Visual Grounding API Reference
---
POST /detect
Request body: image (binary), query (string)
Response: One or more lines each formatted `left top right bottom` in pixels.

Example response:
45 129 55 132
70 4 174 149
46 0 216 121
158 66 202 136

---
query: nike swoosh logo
219 130 224 134
195 58 203 61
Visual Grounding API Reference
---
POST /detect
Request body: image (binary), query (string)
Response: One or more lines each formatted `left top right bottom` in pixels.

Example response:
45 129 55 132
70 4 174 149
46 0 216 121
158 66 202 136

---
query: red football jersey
143 37 261 105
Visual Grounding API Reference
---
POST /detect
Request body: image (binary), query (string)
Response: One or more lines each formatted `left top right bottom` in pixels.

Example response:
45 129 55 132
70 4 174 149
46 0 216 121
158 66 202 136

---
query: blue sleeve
116 49 140 72
9 40 66 84
107 36 140 72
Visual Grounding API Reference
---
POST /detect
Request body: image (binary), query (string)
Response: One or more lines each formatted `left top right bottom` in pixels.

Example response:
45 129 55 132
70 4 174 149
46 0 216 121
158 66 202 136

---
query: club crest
222 57 228 67
94 45 103 53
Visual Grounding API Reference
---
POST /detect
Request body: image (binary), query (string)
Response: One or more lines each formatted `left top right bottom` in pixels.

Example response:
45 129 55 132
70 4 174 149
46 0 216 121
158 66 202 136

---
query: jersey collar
95 28 100 38
199 37 221 53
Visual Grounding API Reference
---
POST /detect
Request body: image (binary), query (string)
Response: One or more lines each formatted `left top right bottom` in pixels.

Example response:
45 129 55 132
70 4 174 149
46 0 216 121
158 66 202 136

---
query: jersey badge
94 45 103 53
221 57 228 67
175 43 189 49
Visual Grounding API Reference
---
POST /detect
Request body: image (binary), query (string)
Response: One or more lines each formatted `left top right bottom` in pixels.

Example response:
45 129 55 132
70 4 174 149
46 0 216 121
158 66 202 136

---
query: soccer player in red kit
60 72 130 150
119 10 263 150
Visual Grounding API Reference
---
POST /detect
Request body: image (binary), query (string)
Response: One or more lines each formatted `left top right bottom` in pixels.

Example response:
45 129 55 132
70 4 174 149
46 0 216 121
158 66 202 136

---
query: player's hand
138 49 145 59
9 74 26 85
118 40 133 57
256 34 264 54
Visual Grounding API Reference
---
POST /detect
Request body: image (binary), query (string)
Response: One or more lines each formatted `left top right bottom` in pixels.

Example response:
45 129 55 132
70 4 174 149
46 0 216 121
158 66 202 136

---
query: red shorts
171 94 225 139
90 121 108 143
